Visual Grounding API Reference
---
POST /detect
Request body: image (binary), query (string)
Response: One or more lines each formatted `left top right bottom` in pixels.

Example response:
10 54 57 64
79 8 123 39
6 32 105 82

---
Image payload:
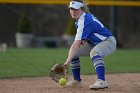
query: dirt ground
0 73 140 93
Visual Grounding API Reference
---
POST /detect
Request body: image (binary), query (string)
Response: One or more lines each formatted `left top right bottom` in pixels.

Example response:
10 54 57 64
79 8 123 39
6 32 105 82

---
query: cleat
89 79 108 90
66 79 82 87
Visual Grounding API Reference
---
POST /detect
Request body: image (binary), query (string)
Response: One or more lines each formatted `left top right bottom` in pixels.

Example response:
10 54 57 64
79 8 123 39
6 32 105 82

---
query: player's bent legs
71 42 92 81
70 57 81 81
66 42 92 87
90 36 116 80
70 42 92 81
66 57 82 87
89 36 116 89
89 52 108 89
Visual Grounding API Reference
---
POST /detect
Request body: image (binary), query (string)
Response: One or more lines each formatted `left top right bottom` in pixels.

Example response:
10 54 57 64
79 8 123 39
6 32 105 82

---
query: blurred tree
17 14 32 33
63 18 76 46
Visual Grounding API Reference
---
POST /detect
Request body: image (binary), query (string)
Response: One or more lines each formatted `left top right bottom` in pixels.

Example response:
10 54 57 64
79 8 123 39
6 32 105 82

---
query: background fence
0 0 140 48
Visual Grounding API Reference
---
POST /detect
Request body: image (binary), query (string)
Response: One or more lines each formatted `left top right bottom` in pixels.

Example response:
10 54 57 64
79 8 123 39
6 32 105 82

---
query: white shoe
89 79 108 90
66 79 82 87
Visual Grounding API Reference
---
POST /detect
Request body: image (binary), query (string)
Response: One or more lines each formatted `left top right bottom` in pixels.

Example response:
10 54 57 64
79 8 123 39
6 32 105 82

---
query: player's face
70 8 83 20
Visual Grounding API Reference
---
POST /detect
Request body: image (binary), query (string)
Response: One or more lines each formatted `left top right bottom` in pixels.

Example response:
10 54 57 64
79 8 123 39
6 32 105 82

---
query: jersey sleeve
75 20 92 40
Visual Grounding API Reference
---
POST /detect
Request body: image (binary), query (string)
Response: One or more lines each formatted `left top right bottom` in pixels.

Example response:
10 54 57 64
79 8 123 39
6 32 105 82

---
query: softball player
64 0 116 90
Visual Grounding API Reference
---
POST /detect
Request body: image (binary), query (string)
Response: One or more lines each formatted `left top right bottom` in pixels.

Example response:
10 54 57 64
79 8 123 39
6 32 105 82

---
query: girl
64 0 116 90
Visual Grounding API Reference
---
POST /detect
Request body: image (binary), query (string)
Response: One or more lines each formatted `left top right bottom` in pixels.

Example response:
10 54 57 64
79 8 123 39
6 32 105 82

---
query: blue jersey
75 12 112 46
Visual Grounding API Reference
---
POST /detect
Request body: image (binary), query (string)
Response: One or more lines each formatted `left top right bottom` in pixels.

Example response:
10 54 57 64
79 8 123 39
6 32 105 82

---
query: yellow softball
58 78 67 86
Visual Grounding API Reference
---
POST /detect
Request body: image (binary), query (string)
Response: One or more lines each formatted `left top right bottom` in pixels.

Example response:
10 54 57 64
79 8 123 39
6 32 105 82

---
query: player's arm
64 40 84 65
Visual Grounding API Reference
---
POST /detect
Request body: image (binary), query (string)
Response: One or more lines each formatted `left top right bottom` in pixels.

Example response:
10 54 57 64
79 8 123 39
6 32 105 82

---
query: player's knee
90 49 98 58
90 50 103 64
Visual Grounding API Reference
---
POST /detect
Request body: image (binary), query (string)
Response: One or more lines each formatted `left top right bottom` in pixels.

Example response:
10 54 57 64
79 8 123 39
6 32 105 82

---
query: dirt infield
0 73 140 93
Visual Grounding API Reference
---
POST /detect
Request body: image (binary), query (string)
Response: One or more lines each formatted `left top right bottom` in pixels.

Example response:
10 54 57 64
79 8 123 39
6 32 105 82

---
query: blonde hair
71 0 89 13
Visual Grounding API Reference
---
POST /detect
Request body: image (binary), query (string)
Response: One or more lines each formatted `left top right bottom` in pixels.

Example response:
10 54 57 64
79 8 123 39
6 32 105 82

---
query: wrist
64 62 69 66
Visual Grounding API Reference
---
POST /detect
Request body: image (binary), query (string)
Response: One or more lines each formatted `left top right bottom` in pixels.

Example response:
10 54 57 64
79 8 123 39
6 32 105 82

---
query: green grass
0 48 140 79
105 49 140 73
